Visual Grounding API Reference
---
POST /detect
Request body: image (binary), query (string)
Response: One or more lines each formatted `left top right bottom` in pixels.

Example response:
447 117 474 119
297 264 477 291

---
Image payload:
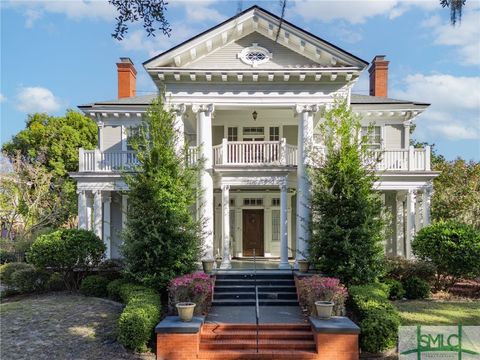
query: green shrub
11 268 49 293
27 229 105 290
384 256 436 283
117 283 161 351
80 275 109 298
0 249 17 264
403 276 430 299
349 283 400 353
384 279 405 300
47 272 66 291
413 221 480 290
107 278 128 301
0 262 35 288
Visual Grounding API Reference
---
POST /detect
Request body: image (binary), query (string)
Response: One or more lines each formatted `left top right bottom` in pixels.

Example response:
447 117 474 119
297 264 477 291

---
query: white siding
187 32 319 69
384 124 403 149
103 125 122 151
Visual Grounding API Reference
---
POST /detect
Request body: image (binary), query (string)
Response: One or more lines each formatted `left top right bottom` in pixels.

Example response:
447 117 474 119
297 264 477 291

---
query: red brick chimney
368 55 389 97
116 57 137 98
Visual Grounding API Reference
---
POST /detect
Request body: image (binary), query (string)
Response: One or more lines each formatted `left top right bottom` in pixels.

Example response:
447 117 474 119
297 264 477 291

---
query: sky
1 0 479 161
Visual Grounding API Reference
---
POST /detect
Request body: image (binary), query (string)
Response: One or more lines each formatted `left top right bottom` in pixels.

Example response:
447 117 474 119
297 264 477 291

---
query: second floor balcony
78 141 431 172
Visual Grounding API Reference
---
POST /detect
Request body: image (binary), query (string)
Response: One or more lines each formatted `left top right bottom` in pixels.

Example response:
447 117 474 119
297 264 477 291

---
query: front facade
71 6 438 268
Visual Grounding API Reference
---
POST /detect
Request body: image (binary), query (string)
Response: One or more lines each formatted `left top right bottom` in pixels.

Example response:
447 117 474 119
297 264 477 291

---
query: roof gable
143 6 368 70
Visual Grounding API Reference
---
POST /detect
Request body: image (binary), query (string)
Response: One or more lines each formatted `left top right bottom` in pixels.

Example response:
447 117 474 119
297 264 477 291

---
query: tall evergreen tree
122 97 201 290
309 101 386 286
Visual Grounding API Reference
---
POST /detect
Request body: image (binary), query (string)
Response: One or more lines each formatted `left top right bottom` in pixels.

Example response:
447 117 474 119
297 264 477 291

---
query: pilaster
220 185 231 269
77 190 87 229
279 180 290 269
103 192 111 259
93 190 103 239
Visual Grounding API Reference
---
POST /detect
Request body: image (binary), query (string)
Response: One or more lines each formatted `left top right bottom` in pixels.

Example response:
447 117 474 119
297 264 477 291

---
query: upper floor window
269 127 280 141
227 127 238 141
243 127 264 136
362 126 382 149
238 43 272 67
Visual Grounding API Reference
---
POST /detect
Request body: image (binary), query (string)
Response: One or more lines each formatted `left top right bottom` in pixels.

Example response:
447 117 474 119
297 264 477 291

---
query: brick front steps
156 271 360 360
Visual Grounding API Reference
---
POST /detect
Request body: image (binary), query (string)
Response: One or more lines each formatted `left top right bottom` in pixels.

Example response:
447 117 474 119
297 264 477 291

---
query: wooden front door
242 209 264 256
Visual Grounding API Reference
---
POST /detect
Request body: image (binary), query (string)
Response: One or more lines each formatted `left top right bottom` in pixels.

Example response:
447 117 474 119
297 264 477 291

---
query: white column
193 104 215 260
235 208 242 257
295 104 318 263
93 190 103 239
279 181 290 269
403 120 411 148
86 192 93 230
220 185 231 269
98 121 104 151
395 192 406 257
103 192 111 259
77 190 87 229
406 189 417 259
122 194 128 230
172 104 186 155
423 185 432 226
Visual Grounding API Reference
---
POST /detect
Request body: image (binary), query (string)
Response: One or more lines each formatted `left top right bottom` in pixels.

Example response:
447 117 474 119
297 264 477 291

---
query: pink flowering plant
168 272 213 315
297 276 348 316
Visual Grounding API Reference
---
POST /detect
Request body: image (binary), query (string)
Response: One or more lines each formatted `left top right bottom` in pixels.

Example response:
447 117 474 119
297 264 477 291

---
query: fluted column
193 104 215 260
93 190 103 239
279 181 290 269
77 190 87 229
406 189 417 259
172 104 186 155
295 104 318 264
395 192 406 257
220 184 231 269
103 192 111 259
423 185 432 226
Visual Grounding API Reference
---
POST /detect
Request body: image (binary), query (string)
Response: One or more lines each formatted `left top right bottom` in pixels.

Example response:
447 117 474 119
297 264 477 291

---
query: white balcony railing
79 145 431 172
213 139 297 166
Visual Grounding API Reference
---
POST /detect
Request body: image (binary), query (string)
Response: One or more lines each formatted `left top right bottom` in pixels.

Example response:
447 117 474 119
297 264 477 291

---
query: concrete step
215 273 294 280
214 285 297 293
215 279 295 286
213 292 298 300
212 299 299 306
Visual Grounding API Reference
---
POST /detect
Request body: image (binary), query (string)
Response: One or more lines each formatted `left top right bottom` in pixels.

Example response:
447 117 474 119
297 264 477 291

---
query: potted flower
176 302 196 322
297 259 309 273
202 258 214 273
314 300 335 319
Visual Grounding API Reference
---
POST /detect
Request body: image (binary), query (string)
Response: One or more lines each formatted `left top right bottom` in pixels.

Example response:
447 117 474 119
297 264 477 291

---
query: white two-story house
71 6 438 269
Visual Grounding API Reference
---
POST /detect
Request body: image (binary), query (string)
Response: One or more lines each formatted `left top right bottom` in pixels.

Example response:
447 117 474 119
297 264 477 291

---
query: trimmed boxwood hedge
113 281 161 352
348 283 401 353
80 275 110 298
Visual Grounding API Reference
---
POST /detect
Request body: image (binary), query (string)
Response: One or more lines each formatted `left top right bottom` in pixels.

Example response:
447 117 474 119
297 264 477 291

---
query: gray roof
78 94 158 108
79 93 428 109
351 94 429 106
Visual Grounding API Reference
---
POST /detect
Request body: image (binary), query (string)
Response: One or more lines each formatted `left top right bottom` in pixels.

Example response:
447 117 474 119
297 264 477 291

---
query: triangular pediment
143 6 368 70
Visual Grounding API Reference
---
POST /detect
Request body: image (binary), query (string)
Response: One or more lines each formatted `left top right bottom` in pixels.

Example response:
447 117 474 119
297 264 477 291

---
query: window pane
269 127 280 141
272 210 280 241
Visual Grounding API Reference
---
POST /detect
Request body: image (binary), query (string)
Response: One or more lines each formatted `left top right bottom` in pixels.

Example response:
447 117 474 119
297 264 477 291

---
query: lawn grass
394 300 480 326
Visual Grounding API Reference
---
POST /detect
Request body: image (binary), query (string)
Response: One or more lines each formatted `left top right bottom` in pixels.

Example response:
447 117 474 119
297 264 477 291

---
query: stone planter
176 302 196 322
298 260 309 273
315 301 334 319
202 260 214 273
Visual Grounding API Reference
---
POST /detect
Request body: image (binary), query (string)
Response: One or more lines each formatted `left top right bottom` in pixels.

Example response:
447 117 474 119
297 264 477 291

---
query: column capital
76 189 85 195
279 179 288 191
171 103 186 115
294 104 319 115
192 104 214 115
221 184 230 192
403 120 413 127
97 120 104 128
